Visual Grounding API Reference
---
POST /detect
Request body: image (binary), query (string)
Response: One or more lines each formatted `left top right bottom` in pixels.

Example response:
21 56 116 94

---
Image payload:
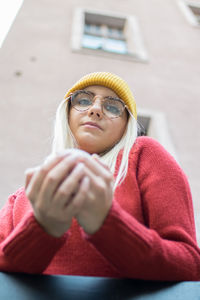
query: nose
87 99 103 119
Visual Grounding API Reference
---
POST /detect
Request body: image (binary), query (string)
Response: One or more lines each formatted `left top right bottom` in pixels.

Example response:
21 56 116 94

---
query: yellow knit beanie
64 72 137 119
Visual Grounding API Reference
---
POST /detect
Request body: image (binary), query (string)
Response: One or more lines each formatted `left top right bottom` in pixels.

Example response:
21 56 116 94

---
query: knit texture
0 137 200 280
64 72 137 119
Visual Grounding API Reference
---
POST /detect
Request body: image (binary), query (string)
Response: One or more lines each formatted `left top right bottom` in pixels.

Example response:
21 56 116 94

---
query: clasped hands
25 150 114 238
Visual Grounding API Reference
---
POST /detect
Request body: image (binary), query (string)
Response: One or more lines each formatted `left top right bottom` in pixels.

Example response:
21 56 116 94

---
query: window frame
71 7 148 62
177 0 200 27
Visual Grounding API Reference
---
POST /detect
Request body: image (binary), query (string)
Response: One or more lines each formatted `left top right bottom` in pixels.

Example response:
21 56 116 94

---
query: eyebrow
82 90 122 101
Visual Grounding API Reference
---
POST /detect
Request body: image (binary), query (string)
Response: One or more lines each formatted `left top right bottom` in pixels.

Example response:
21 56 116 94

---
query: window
82 13 127 55
137 109 178 161
177 0 200 27
137 115 151 136
188 4 200 24
71 8 148 62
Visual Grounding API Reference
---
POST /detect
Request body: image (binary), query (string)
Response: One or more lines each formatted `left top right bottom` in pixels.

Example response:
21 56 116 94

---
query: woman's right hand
25 152 89 237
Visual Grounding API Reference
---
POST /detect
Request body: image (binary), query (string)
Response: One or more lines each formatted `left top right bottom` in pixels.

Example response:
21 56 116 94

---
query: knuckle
34 202 43 214
105 172 113 182
76 163 85 173
39 166 49 176
46 173 57 184
71 164 85 181
72 199 84 215
57 187 68 198
26 189 35 203
96 180 106 191
73 200 81 211
27 193 33 203
80 185 87 196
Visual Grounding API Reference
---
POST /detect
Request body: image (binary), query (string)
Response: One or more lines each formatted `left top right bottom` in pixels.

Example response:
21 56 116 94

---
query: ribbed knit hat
64 72 137 119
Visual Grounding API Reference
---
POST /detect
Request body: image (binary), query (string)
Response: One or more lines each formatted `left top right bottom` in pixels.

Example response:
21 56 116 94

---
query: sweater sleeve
0 189 67 274
82 137 200 281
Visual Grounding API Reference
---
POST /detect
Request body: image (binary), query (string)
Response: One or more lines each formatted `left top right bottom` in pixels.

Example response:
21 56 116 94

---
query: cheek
68 108 78 133
68 112 73 130
117 114 128 136
110 118 127 142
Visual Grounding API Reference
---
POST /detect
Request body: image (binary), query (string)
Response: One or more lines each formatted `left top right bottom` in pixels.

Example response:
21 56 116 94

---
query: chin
76 135 102 154
79 146 99 154
77 142 101 154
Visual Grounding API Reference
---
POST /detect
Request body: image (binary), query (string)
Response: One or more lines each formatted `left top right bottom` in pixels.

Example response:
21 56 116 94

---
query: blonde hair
51 98 138 190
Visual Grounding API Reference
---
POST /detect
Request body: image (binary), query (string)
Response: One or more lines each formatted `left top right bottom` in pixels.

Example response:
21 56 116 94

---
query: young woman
0 72 200 280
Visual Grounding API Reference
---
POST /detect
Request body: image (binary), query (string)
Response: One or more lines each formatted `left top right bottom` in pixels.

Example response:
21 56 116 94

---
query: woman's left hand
73 154 114 234
25 150 114 235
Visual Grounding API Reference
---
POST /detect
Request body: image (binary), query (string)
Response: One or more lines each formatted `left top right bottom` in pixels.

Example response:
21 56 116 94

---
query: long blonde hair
51 98 138 190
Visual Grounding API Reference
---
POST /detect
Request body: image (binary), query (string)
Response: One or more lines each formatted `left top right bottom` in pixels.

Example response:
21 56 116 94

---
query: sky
0 0 24 48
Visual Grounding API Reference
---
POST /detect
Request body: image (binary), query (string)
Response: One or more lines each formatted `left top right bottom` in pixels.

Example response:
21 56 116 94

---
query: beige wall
0 0 200 241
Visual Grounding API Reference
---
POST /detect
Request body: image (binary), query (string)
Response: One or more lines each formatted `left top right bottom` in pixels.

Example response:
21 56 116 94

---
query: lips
82 122 102 130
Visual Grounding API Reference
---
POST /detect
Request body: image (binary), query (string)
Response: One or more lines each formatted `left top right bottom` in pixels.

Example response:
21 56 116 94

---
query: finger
67 163 106 195
24 167 39 189
91 154 110 170
56 148 90 159
76 164 98 187
66 176 90 216
25 154 68 201
78 156 113 183
53 162 87 208
38 154 87 203
77 164 114 198
43 152 71 166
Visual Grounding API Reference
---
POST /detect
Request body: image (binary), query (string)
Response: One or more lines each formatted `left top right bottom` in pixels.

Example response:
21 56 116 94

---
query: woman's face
68 85 128 154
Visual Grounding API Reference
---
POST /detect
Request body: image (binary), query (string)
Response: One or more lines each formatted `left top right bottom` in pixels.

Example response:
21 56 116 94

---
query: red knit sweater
0 137 200 281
